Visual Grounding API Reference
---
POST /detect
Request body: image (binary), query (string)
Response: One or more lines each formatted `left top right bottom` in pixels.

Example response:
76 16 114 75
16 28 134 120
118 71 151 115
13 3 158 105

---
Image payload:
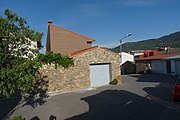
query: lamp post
119 33 132 63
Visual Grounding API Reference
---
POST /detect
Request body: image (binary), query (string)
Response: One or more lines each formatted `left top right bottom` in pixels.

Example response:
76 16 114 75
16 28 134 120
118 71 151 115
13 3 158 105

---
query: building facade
46 21 95 55
40 46 121 92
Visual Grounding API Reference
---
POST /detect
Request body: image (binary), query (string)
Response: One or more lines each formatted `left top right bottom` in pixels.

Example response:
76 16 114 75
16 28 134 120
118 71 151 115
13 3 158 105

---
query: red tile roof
50 24 95 42
69 46 118 58
136 54 180 61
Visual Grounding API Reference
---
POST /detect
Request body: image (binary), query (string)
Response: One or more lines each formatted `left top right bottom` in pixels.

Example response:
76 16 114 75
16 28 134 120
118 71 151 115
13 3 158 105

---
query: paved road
1 74 180 120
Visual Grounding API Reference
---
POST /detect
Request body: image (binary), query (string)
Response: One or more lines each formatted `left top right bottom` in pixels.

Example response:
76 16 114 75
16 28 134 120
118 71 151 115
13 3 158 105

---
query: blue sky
1 0 180 53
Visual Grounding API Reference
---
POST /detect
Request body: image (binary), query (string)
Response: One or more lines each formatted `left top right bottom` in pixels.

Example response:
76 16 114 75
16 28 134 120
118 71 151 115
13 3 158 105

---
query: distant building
120 52 134 65
121 61 136 75
131 50 144 60
136 53 180 75
131 50 159 60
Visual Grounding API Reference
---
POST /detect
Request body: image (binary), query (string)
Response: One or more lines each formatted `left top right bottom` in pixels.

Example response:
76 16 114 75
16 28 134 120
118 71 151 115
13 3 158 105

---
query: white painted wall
171 60 176 75
156 60 180 75
151 56 180 75
121 52 134 65
162 61 167 74
175 60 180 75
151 60 164 73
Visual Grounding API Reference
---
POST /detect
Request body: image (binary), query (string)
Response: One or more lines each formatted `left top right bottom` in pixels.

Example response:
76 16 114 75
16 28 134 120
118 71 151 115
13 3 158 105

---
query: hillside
112 31 180 53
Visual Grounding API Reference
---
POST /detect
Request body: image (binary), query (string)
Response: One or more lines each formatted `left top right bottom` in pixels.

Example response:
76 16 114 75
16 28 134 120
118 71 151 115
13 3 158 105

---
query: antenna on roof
48 20 53 24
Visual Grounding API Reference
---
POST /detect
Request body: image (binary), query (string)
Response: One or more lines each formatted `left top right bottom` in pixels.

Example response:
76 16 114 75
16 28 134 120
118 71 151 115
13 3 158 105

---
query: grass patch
109 79 118 85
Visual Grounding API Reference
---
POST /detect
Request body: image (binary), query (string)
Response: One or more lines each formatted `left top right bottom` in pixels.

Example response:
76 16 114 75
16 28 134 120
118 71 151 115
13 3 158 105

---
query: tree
0 9 44 97
0 9 74 98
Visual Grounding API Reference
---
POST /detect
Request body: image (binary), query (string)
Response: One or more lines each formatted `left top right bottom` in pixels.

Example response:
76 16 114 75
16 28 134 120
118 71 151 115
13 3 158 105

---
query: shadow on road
128 74 177 102
30 115 57 120
0 98 21 120
0 73 49 119
132 74 177 102
66 89 180 120
143 84 173 102
129 73 177 83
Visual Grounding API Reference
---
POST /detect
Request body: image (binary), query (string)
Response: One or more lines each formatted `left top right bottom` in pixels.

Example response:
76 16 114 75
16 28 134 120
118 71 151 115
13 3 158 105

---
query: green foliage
11 115 25 120
0 9 43 97
37 51 74 69
109 79 119 85
0 9 43 50
0 9 74 98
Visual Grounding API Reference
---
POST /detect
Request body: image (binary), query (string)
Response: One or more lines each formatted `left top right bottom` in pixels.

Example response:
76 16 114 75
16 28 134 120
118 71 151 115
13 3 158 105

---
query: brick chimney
48 20 53 25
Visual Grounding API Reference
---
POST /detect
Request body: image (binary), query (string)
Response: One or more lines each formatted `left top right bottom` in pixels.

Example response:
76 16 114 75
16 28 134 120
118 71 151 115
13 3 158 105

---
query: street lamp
119 33 132 54
119 33 132 63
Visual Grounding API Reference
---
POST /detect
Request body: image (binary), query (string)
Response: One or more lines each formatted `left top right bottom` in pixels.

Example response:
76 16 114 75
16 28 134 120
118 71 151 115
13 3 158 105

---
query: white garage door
176 60 180 75
90 64 111 87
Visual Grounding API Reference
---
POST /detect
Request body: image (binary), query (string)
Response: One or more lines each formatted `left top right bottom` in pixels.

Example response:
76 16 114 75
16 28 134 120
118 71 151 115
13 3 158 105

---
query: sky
1 0 180 53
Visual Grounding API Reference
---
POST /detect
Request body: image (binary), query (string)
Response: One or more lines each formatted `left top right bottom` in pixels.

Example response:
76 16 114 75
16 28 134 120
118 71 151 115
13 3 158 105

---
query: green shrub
37 51 74 69
11 115 25 120
109 79 118 85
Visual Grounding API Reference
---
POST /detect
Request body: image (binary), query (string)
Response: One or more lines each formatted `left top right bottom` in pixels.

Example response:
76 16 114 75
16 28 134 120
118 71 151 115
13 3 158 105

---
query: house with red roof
136 53 180 75
46 20 95 55
44 21 121 92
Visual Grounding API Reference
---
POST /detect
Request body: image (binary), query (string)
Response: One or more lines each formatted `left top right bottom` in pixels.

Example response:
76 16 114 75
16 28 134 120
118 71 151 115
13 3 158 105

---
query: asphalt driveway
1 74 180 120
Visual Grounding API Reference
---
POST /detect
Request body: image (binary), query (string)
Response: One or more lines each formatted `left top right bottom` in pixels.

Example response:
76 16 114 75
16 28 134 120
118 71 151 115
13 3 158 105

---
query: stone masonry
40 47 121 92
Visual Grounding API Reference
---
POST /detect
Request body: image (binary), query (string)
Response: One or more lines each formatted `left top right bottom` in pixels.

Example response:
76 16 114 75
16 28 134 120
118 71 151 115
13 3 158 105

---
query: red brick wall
47 25 93 55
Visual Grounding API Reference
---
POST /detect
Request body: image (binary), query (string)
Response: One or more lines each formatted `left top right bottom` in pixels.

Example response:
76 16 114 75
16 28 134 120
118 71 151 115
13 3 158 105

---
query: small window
149 52 154 56
87 41 92 44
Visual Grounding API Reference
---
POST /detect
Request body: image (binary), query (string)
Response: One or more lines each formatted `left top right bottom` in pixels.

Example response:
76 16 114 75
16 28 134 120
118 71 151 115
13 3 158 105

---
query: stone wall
40 47 121 92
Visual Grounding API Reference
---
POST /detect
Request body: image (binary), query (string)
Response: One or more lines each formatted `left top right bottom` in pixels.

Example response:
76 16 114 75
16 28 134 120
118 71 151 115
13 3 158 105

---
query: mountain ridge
112 31 180 53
